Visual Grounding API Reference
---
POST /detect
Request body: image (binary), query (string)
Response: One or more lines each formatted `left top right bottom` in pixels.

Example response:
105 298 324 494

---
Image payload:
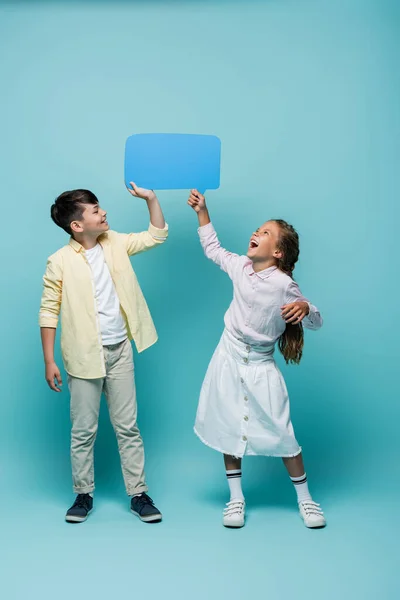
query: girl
188 190 326 529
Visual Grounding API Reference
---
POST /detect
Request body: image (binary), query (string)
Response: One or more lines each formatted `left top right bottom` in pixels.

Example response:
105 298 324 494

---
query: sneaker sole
223 521 245 529
65 509 93 523
130 509 162 523
300 515 326 529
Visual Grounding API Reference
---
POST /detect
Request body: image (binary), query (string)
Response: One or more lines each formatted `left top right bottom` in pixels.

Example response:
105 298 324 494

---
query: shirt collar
68 233 107 253
69 237 83 253
245 261 278 280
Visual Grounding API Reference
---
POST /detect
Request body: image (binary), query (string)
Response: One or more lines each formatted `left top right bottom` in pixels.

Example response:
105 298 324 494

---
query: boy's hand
281 301 309 324
127 182 156 202
45 361 63 392
187 189 206 212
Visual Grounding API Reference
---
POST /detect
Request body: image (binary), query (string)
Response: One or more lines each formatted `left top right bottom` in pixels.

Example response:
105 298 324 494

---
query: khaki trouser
68 339 147 496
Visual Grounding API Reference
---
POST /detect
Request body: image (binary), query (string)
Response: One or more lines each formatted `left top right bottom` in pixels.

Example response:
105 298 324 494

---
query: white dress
194 223 323 458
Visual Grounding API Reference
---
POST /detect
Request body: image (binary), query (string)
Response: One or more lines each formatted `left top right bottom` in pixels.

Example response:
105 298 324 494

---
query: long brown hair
273 219 304 365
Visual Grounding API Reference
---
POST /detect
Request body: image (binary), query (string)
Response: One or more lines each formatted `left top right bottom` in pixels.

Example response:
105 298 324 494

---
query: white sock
226 469 244 501
290 473 312 503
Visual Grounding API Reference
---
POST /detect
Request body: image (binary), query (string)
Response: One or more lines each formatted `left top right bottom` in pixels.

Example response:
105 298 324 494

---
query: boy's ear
70 221 83 234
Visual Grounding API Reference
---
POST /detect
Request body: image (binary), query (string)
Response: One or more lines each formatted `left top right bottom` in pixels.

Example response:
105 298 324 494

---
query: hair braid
273 220 304 365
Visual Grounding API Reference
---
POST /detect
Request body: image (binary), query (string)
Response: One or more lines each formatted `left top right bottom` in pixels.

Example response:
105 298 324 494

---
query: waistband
221 329 275 364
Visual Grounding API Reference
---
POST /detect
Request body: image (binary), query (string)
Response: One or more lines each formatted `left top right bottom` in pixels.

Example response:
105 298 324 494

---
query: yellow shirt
39 223 168 379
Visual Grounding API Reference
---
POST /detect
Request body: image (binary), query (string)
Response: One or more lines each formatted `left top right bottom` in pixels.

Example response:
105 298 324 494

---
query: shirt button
244 396 248 401
244 358 248 364
244 416 249 421
242 436 247 441
240 378 244 384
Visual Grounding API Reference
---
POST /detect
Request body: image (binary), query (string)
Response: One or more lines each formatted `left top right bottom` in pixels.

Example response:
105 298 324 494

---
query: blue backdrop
1 1 398 599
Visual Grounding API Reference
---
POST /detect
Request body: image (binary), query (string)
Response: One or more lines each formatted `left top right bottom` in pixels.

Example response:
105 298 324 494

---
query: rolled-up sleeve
285 280 323 331
121 222 169 257
39 255 63 328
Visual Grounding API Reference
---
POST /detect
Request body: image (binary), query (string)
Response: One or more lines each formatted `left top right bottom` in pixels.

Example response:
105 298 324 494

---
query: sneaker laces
73 494 91 509
300 501 324 516
223 500 245 516
135 493 154 508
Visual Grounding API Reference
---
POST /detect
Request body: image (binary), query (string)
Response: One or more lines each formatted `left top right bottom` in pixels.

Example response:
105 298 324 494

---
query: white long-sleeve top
198 222 323 351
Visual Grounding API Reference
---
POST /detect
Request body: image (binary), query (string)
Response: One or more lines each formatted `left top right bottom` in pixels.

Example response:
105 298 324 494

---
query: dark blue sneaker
131 493 162 523
65 494 93 523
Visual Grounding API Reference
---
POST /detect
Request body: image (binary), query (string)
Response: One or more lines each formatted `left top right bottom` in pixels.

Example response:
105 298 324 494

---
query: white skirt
194 329 301 458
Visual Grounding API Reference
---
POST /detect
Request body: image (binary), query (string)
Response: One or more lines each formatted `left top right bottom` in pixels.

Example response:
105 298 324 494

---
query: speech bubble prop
124 133 221 194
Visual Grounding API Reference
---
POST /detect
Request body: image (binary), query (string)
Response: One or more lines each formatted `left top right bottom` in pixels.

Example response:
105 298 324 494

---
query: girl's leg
224 454 244 501
222 454 245 528
224 454 242 471
282 453 326 528
282 453 312 503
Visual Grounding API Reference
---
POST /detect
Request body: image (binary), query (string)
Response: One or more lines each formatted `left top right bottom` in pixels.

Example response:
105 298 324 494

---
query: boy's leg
69 375 103 494
103 340 147 497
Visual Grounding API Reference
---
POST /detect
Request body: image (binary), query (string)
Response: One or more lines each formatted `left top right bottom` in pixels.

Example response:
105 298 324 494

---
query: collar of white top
245 263 278 280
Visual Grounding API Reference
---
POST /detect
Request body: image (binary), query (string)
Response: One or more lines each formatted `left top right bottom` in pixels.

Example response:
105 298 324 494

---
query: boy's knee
71 426 98 445
114 421 140 438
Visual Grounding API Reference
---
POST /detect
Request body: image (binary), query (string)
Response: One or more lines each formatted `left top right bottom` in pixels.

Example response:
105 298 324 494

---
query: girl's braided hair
273 220 304 365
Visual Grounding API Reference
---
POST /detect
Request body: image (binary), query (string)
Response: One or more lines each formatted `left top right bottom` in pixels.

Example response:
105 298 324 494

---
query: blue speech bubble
124 133 221 193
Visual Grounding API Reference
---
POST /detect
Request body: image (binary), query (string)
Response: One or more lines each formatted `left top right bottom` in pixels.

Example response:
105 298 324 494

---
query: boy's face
247 220 283 263
71 203 109 237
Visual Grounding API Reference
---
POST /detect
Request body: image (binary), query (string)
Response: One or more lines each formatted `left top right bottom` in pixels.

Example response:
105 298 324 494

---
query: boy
39 183 168 523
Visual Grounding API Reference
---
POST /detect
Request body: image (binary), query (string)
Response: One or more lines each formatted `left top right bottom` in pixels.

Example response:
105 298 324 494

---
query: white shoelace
300 501 324 516
223 500 245 516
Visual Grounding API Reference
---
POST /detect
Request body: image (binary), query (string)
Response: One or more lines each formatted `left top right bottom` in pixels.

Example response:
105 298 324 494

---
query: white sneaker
223 499 245 528
299 500 326 528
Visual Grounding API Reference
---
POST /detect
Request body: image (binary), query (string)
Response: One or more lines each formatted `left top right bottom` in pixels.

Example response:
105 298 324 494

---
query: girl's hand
187 189 206 212
127 182 156 202
281 301 309 324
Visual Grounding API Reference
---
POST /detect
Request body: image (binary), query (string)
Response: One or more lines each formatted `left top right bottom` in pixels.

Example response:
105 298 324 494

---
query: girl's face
247 220 283 264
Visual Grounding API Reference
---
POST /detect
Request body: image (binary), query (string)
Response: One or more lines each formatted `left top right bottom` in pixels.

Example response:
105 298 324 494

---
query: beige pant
68 338 147 496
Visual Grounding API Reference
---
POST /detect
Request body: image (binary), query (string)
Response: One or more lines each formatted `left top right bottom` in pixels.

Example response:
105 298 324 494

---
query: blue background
0 1 398 599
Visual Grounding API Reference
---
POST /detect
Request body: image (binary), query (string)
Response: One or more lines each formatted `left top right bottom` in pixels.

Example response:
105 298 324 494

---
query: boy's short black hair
50 189 99 235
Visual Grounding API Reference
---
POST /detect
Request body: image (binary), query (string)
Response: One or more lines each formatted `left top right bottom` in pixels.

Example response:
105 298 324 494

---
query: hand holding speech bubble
124 133 221 194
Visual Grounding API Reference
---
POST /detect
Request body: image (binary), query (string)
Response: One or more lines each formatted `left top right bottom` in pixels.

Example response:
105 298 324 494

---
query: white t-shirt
85 244 127 345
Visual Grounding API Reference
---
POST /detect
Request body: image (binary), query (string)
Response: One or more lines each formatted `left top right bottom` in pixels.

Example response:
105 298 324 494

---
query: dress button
242 436 247 441
244 416 249 421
